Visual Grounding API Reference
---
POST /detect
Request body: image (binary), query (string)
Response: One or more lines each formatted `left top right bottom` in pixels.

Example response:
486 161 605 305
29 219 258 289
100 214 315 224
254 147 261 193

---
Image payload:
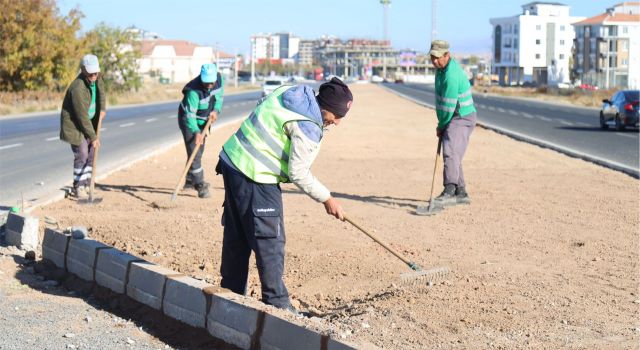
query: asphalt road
0 91 263 207
383 82 639 176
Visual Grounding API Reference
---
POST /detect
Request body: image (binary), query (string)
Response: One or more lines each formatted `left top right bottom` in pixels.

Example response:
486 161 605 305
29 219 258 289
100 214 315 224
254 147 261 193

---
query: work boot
456 186 471 205
72 186 88 199
195 182 210 198
183 178 195 190
433 184 457 207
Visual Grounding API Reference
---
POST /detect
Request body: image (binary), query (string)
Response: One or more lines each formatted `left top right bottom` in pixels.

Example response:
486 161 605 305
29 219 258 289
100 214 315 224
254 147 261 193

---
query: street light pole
234 48 238 88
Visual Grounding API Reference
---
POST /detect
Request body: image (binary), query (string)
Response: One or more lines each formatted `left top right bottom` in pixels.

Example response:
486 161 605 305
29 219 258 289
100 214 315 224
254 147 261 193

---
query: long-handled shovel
79 116 104 205
169 117 215 202
415 136 443 216
343 215 449 285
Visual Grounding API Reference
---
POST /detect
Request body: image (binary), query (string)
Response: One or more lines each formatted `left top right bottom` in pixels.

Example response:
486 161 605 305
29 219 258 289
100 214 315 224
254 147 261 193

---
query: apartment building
490 2 585 86
573 2 640 89
250 32 301 64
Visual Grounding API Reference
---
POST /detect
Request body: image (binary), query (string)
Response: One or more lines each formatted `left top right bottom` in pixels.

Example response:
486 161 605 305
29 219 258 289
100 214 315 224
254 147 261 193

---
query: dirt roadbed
32 84 639 349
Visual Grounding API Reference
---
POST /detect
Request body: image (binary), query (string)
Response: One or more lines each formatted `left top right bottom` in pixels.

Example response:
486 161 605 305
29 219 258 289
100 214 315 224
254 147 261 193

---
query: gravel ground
0 244 238 350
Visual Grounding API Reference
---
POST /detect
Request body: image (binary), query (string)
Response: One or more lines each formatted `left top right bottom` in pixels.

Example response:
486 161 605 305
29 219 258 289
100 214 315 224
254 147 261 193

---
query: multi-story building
490 2 585 86
297 40 316 66
572 2 640 89
317 38 397 78
250 32 301 64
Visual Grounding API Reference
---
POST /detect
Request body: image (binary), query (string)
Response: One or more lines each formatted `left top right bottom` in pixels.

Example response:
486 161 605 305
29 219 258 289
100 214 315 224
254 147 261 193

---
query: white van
261 78 288 97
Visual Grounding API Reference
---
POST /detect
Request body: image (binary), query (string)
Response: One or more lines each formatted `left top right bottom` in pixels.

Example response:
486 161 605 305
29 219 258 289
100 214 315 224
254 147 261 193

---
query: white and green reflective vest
223 86 322 184
435 58 476 130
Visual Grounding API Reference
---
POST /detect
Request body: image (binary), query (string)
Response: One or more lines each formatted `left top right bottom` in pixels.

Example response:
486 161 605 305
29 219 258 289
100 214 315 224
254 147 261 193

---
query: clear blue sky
57 0 610 55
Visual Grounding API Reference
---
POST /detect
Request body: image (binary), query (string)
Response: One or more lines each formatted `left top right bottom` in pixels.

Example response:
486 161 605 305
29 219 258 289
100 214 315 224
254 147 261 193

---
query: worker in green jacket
60 54 106 199
429 40 477 206
177 63 224 198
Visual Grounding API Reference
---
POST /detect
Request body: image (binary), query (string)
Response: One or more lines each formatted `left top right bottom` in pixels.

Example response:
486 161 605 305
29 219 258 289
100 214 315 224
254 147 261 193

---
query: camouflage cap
429 40 450 58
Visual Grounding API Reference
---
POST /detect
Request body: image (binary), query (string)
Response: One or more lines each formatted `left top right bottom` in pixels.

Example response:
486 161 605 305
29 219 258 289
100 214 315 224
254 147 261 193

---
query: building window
514 24 519 34
622 40 629 52
560 25 565 31
535 53 540 59
536 25 541 30
514 38 518 49
622 59 628 66
560 39 565 45
623 26 628 34
559 54 565 59
536 39 541 45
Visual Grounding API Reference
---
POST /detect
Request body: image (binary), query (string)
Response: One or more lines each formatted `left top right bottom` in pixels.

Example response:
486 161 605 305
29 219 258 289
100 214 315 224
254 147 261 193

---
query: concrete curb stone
66 238 111 281
5 212 39 250
42 228 70 269
127 261 182 310
95 248 143 294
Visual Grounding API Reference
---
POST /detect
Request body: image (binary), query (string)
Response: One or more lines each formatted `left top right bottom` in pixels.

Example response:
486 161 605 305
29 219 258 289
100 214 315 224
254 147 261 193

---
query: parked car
261 78 288 97
599 90 639 130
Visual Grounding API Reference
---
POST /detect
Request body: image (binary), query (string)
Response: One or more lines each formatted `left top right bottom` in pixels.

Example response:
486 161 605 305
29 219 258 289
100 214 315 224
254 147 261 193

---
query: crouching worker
177 63 224 198
216 78 353 314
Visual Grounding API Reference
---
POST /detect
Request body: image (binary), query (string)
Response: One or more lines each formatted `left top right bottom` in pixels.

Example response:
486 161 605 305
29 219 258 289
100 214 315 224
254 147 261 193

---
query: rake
416 136 443 216
343 215 449 285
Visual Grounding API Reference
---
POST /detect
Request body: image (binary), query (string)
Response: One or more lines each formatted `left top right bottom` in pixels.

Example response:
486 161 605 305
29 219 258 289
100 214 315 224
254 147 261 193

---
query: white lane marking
559 120 574 126
498 107 506 113
100 127 107 132
0 143 23 150
46 136 59 141
477 104 485 108
508 110 518 115
537 115 552 122
488 106 496 111
167 115 174 119
616 132 637 138
145 118 158 123
120 122 135 128
576 122 590 127
522 113 534 119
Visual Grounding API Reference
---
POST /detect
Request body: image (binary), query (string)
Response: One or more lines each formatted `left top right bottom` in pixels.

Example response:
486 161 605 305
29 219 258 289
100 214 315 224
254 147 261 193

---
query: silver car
600 90 639 130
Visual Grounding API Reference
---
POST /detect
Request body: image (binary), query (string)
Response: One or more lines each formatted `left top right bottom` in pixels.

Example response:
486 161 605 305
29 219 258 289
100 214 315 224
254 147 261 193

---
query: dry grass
480 85 614 108
0 81 259 116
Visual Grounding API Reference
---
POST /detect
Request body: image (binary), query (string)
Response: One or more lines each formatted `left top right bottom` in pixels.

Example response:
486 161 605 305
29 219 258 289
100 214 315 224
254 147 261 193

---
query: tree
84 23 142 92
0 0 84 91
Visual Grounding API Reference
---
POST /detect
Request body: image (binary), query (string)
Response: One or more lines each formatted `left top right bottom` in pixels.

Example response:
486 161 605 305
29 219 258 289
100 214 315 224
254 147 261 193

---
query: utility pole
380 0 391 79
234 48 238 88
250 37 256 85
431 0 437 43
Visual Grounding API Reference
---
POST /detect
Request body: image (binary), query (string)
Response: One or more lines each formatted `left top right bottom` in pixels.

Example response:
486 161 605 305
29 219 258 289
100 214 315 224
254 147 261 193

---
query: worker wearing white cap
59 54 107 199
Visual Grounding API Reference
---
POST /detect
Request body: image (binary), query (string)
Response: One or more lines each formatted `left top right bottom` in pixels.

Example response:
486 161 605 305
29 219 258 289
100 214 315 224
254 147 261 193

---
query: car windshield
622 91 639 101
265 80 283 86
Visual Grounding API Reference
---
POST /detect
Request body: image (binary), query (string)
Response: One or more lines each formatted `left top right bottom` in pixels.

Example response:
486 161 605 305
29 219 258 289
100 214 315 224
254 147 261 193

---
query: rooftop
574 11 640 25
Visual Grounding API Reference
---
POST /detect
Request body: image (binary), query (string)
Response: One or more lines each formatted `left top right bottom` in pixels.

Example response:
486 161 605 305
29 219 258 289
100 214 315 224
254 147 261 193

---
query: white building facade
573 2 640 89
490 2 584 86
138 40 232 83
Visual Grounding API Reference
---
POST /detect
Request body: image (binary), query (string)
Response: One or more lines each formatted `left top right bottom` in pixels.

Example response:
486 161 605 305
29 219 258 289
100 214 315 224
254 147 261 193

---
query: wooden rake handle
343 215 418 270
88 115 104 200
427 136 443 209
170 116 215 202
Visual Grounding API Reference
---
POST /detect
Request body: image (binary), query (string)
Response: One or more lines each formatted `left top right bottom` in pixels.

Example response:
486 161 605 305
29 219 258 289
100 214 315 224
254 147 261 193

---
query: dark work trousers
179 123 205 186
218 159 290 309
442 112 476 187
70 137 95 188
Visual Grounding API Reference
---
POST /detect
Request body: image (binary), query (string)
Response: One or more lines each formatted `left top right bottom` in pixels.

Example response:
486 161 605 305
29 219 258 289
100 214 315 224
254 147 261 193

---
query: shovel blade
415 203 443 216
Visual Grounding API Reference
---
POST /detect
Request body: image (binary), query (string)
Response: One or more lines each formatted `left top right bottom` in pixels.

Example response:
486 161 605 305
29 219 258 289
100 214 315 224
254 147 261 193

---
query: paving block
5 212 39 250
66 238 111 282
127 261 180 310
260 313 322 350
163 276 213 328
41 228 70 269
207 292 261 349
95 248 142 294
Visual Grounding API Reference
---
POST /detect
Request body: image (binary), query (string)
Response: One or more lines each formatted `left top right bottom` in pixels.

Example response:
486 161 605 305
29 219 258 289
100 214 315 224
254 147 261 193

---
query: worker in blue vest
177 63 224 198
216 77 353 314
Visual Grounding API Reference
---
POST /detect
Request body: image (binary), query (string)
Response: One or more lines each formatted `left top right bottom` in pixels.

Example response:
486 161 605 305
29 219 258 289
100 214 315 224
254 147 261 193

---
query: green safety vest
223 86 322 184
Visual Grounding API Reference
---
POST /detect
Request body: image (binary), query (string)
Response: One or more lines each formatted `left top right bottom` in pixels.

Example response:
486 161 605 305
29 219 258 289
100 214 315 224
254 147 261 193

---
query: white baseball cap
81 54 100 74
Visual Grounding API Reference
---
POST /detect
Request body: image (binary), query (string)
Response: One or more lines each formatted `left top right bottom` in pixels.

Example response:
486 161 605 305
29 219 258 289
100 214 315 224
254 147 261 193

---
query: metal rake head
400 266 450 286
